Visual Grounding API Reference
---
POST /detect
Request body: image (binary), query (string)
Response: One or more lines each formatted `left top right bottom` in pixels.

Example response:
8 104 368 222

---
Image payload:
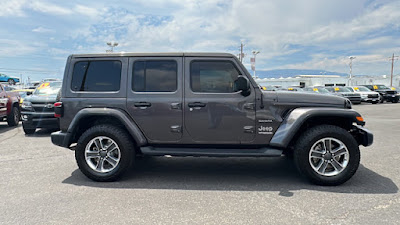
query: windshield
33 82 62 96
314 87 329 93
354 86 371 92
330 87 351 92
376 85 389 89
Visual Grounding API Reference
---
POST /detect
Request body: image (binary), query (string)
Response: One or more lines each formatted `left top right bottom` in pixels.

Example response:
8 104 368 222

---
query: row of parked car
262 84 399 104
0 79 62 134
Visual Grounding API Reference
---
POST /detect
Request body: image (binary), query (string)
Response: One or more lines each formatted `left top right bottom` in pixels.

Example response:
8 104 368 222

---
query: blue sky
0 0 399 81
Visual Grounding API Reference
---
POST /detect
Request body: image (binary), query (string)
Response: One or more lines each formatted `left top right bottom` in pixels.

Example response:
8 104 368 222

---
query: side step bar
140 146 283 157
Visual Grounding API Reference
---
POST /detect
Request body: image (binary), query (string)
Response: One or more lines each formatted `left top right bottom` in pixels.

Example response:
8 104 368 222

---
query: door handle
133 102 151 107
188 102 206 108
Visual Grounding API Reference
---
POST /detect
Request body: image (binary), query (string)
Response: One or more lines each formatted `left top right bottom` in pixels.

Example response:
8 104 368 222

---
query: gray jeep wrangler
51 53 373 185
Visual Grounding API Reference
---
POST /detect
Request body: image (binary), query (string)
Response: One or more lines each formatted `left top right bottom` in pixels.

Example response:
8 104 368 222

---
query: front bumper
352 125 373 147
21 111 59 129
51 131 72 148
382 95 399 101
361 96 380 102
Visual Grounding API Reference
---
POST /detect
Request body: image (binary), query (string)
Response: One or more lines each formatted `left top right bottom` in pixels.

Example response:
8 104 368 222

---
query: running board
140 146 283 157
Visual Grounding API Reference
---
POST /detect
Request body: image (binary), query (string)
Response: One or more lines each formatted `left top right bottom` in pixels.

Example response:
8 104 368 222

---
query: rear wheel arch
68 108 147 148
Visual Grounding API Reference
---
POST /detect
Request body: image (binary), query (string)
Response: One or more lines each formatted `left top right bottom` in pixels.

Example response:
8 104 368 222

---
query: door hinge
243 126 254 133
171 103 182 110
170 125 182 133
243 103 255 110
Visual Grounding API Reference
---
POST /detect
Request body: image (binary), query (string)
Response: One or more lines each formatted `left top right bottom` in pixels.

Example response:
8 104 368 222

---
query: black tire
75 124 135 182
372 101 378 104
23 127 36 134
293 125 360 186
391 99 399 103
8 79 16 85
7 106 20 126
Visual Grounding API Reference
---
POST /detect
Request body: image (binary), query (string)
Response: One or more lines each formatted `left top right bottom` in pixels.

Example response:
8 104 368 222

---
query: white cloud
0 0 26 16
32 26 54 33
29 2 72 15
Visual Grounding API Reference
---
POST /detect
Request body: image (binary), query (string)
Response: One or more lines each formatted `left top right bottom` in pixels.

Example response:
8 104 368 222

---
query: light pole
348 56 356 86
106 42 118 53
252 50 260 78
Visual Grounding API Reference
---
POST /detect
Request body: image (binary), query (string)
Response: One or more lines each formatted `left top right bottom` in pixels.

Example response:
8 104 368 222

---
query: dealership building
255 74 400 88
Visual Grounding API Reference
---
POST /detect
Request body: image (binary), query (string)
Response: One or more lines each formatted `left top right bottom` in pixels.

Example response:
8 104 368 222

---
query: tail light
54 102 63 118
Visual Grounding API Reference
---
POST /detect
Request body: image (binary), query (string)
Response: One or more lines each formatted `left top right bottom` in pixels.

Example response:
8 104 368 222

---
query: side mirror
26 92 32 96
234 76 251 96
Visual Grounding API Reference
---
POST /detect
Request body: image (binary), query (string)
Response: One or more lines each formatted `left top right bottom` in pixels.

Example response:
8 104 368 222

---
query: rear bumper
51 131 72 148
353 125 373 147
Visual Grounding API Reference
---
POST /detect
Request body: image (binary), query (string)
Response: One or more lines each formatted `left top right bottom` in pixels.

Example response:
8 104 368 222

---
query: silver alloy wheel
309 137 349 176
85 136 121 173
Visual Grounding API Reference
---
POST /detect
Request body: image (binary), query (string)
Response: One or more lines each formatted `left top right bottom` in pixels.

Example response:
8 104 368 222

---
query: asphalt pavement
0 103 399 224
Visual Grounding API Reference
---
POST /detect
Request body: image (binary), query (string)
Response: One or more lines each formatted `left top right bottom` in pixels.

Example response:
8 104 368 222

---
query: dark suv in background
21 81 62 134
362 85 399 103
51 52 373 186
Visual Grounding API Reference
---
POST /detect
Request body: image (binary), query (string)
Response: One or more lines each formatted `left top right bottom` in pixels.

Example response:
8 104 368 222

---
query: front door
126 57 183 143
183 58 256 144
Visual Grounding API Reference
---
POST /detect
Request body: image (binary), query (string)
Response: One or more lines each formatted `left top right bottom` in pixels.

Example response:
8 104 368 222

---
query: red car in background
0 83 21 126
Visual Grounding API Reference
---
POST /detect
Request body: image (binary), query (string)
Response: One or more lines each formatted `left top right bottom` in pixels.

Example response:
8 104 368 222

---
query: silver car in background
348 86 380 104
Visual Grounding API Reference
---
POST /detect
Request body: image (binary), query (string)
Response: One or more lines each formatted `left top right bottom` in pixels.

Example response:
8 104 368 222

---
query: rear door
183 57 256 144
126 57 183 143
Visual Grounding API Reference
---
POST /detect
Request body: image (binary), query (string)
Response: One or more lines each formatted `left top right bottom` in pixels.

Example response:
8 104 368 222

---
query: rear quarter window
71 60 122 92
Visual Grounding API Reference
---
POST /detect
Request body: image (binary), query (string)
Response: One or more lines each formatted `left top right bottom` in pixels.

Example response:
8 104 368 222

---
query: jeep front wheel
294 125 360 186
75 125 134 182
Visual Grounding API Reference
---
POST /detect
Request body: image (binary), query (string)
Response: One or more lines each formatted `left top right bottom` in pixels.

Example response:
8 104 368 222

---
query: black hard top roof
71 52 236 58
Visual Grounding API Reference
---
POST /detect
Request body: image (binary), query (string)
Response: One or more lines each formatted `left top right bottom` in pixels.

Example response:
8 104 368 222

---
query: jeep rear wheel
294 125 360 186
75 124 134 182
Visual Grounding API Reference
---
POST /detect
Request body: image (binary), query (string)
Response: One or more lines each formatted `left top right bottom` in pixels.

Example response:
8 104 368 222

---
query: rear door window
132 60 177 92
71 60 122 92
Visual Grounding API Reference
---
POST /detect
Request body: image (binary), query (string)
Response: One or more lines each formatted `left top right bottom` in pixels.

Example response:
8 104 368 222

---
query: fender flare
66 108 147 147
269 107 363 148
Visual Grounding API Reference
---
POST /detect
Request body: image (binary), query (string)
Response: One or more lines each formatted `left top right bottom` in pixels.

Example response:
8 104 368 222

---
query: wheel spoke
310 150 324 159
317 160 329 173
325 139 332 151
94 139 102 150
105 156 118 167
331 143 345 153
330 158 343 171
106 143 117 153
86 151 100 158
333 147 347 157
96 158 105 171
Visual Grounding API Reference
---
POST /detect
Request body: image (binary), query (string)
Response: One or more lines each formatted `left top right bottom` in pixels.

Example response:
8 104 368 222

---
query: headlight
361 94 368 97
21 101 32 110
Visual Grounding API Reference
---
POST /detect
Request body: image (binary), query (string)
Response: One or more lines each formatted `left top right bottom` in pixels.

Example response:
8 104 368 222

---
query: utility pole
238 42 245 63
348 56 356 86
389 53 399 87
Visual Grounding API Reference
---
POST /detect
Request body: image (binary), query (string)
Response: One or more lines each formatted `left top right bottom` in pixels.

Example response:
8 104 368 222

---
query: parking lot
0 103 399 224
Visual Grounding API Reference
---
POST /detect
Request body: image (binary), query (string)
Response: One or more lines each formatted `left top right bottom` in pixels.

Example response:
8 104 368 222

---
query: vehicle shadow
0 122 20 134
24 128 58 137
62 157 398 196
